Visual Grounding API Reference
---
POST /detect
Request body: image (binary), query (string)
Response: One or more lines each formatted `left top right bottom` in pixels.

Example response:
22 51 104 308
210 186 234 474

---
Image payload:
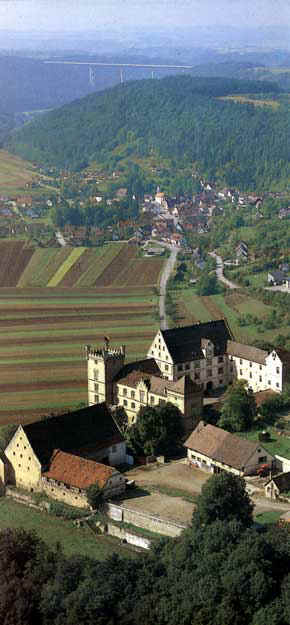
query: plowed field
0 287 159 423
94 244 137 286
0 241 34 286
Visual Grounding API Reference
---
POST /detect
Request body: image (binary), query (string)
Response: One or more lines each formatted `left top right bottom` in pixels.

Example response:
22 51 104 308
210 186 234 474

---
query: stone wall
106 522 151 549
105 502 186 538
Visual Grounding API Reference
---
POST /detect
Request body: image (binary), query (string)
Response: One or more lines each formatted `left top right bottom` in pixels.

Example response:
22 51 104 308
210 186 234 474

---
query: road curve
159 245 178 330
209 251 238 290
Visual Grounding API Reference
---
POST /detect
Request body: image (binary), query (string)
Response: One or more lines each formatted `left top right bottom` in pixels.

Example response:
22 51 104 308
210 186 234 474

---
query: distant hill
6 75 289 190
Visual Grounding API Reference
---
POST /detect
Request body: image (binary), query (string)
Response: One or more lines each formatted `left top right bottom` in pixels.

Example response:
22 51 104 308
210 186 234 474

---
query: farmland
0 149 53 196
0 241 164 289
0 241 163 422
172 286 289 344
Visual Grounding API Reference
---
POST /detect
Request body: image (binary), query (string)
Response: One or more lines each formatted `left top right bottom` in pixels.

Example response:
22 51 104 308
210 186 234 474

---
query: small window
240 370 243 376
158 352 161 358
259 456 267 463
150 396 155 405
94 395 99 403
218 367 223 374
259 376 262 382
240 359 243 365
18 464 21 468
218 356 223 363
207 370 212 377
20 454 23 458
94 369 99 380
185 364 190 370
13 452 15 456
27 467 30 471
94 383 99 391
131 402 135 409
276 367 280 374
250 362 252 368
178 365 183 371
140 391 145 402
276 383 279 388
194 373 200 380
123 388 127 396
259 365 262 370
123 399 128 406
159 399 166 406
131 390 135 399
151 350 154 355
250 372 252 379
165 364 169 371
268 380 271 386
24 446 26 450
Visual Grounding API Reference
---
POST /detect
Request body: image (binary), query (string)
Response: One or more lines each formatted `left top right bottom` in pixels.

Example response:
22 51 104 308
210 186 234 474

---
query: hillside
6 75 289 190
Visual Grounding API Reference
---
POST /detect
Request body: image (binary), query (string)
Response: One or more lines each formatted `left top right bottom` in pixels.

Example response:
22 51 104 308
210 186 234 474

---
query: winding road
159 245 178 330
209 251 238 289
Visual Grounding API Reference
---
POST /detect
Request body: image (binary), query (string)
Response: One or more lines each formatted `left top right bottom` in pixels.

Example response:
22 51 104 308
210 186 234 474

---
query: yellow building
4 402 126 494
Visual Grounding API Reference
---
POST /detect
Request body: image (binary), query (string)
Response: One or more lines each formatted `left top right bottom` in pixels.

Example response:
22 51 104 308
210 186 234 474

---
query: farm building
4 402 126 498
265 472 290 500
42 450 126 508
184 421 274 477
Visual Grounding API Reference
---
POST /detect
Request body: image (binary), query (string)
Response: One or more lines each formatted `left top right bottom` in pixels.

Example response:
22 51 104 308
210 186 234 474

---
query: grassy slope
47 248 85 286
0 499 136 560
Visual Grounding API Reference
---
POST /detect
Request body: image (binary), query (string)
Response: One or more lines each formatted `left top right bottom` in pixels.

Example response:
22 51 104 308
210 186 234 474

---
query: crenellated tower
85 338 126 407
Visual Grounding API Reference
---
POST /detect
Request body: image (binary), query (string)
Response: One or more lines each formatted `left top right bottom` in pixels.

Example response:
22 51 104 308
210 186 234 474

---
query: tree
218 380 257 432
126 402 184 457
86 483 102 510
196 272 220 296
192 472 254 529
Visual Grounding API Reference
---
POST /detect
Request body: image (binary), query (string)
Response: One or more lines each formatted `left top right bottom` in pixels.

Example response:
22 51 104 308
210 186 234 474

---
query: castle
86 320 289 432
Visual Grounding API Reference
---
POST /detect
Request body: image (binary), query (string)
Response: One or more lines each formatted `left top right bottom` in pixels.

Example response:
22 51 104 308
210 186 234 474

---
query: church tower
86 338 126 407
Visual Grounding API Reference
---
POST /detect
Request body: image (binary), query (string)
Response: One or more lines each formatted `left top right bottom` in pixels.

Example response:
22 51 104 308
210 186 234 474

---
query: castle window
207 370 212 378
276 383 280 388
123 388 127 396
268 380 271 386
140 391 145 402
123 399 128 406
24 446 26 450
240 359 243 365
166 355 168 360
159 399 166 406
13 452 15 456
276 367 280 374
131 402 135 409
250 362 252 368
260 365 262 370
18 464 21 468
240 370 243 376
218 367 223 374
150 396 155 405
250 373 252 379
95 383 99 391
20 454 23 458
27 467 30 471
94 370 99 380
94 395 99 403
165 365 169 371
130 390 135 399
28 456 31 461
151 350 154 355
259 376 262 382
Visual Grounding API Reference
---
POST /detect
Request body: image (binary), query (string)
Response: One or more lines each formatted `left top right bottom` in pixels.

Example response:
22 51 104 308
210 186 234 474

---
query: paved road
55 230 66 247
209 251 239 289
159 245 178 330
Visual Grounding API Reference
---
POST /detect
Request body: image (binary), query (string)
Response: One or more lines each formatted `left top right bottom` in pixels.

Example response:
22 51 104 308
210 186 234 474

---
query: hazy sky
0 0 290 32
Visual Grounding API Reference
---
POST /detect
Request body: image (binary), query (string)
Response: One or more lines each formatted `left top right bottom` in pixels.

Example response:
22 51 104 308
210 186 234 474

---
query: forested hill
6 75 289 190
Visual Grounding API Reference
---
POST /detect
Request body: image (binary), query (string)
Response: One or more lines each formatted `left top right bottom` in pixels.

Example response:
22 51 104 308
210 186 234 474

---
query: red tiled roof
43 449 117 490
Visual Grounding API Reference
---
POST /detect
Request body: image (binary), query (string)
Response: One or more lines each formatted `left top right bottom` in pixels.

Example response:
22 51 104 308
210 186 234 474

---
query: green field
237 428 290 460
173 286 287 345
0 499 136 560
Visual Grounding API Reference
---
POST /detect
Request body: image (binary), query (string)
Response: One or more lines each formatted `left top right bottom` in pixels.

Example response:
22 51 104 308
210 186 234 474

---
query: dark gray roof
23 403 123 466
268 270 285 282
161 320 232 363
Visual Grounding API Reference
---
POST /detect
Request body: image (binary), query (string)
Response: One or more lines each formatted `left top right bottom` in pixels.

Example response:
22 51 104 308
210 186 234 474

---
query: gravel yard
119 491 194 526
125 461 210 496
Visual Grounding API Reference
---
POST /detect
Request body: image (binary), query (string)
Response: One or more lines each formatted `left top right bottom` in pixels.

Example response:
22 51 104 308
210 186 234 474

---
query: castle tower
85 339 126 407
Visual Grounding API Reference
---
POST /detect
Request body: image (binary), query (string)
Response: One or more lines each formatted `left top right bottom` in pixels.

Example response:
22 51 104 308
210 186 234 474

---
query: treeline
3 473 290 625
6 75 289 190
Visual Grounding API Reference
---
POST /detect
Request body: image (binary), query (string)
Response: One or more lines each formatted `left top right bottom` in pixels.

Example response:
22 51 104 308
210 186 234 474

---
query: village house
184 421 274 476
268 270 285 286
42 449 126 508
4 402 126 494
227 341 289 393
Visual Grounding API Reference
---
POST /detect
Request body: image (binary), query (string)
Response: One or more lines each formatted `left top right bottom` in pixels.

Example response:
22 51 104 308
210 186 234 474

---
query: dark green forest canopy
6 75 289 190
